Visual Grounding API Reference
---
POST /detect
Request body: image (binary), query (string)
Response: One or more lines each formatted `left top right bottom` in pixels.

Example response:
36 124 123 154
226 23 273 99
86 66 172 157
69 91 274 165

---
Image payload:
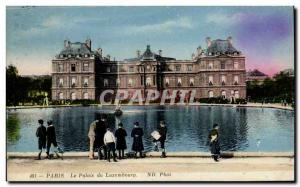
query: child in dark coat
115 123 127 159
209 123 221 162
36 119 46 160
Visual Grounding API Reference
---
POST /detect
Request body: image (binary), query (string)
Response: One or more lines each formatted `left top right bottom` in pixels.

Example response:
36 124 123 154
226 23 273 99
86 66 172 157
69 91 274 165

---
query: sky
6 6 294 76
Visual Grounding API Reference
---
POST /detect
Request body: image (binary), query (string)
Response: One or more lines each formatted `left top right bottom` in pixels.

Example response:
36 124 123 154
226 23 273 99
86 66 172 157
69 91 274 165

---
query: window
104 79 108 87
234 61 239 69
208 91 214 98
209 75 213 85
129 66 134 73
68 54 72 58
71 64 76 72
83 92 89 99
221 61 225 69
83 63 89 71
221 75 226 85
59 54 64 58
190 78 194 86
116 79 120 86
84 54 89 58
71 77 76 87
153 66 156 71
177 78 182 86
187 65 193 71
146 77 151 86
165 78 169 87
59 92 64 100
140 76 144 85
221 91 226 99
234 75 239 85
84 77 88 87
146 65 151 71
234 91 239 99
208 62 213 69
58 63 63 72
59 78 63 87
71 93 76 100
175 65 181 71
128 78 133 87
106 67 111 72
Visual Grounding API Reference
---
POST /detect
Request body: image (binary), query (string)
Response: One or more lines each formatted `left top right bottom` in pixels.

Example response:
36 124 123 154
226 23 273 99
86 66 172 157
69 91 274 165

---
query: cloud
205 12 249 25
122 17 193 35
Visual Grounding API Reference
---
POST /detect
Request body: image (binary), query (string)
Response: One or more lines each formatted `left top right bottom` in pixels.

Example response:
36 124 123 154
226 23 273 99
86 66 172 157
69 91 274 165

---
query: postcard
6 6 295 182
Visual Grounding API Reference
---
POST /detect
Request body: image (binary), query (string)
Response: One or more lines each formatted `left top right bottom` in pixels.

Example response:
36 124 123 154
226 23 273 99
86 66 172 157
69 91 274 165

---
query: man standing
131 122 144 158
46 120 60 159
209 123 221 162
36 119 46 160
88 119 98 159
157 121 167 158
94 115 108 160
104 128 117 162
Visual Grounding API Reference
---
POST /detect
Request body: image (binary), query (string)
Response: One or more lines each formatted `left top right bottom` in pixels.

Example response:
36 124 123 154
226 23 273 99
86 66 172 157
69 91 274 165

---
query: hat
38 119 43 124
160 121 165 125
118 123 123 127
213 123 219 128
134 122 139 126
47 120 53 125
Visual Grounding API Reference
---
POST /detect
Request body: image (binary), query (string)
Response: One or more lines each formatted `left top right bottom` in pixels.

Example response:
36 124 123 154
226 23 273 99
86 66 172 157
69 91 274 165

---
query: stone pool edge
7 151 294 159
6 103 293 111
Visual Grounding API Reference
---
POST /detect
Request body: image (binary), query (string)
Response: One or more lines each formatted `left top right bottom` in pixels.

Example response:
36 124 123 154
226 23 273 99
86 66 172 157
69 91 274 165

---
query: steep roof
59 42 95 56
247 69 268 77
206 39 240 55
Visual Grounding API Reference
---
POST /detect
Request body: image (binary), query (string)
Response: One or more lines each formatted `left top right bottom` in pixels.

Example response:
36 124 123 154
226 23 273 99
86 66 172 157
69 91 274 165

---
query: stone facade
52 37 246 102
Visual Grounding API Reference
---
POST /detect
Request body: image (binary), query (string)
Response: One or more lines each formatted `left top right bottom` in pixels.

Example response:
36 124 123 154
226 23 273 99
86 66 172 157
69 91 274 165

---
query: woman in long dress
131 122 144 158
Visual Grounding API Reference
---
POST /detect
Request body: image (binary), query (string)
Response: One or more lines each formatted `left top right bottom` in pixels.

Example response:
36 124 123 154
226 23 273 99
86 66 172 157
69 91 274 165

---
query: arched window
208 91 214 98
58 92 64 100
221 75 226 85
234 75 239 85
177 78 182 86
208 61 213 69
83 92 89 100
190 78 194 86
104 79 109 87
71 77 76 87
165 78 169 87
234 91 239 99
221 90 226 99
128 78 133 87
234 61 239 69
146 77 151 86
71 92 76 100
221 61 226 69
209 75 213 85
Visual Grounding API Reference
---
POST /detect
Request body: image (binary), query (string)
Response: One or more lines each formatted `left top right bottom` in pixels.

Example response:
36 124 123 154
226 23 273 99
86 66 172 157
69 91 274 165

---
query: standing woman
115 123 127 159
131 122 144 158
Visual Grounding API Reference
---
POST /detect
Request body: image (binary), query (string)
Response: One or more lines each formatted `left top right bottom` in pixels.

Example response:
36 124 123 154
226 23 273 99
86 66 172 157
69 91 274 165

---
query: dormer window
85 54 89 58
68 54 72 58
59 54 64 58
76 54 80 58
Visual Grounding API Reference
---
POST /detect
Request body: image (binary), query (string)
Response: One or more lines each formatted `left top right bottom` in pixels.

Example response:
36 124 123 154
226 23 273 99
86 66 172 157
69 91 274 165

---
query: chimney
64 40 70 48
197 46 202 56
158 50 162 56
97 48 102 57
227 36 233 45
137 50 141 58
206 37 211 48
86 38 91 50
191 53 195 59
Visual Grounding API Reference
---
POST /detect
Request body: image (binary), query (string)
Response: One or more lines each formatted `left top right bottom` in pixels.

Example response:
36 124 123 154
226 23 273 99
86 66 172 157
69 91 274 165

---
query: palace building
51 37 246 102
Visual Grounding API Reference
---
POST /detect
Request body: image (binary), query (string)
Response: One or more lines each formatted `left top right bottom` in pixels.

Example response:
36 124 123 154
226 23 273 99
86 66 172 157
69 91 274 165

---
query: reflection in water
7 106 294 152
7 114 21 143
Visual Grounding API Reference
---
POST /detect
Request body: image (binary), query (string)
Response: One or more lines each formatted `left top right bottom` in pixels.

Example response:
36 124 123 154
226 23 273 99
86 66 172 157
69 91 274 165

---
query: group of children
88 114 168 162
